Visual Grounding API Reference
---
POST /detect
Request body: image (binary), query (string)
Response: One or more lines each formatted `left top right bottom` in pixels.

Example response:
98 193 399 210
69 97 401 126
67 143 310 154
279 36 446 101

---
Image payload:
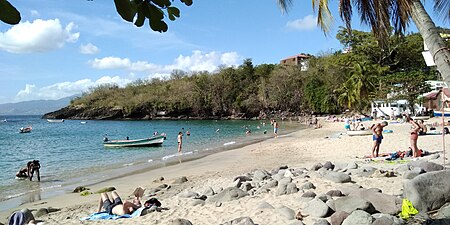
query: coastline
1 117 448 224
0 121 305 217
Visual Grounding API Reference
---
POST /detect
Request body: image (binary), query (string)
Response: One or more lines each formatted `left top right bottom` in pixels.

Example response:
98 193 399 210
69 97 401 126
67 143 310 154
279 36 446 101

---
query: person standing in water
177 131 183 153
371 121 388 158
273 120 279 138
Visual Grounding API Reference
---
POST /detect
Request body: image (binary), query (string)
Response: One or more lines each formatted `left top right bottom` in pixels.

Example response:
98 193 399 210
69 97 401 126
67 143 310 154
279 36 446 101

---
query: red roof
281 54 310 61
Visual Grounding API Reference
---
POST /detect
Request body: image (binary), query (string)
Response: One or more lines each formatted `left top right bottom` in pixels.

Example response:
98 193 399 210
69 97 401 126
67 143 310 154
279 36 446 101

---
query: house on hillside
280 54 310 71
422 88 450 110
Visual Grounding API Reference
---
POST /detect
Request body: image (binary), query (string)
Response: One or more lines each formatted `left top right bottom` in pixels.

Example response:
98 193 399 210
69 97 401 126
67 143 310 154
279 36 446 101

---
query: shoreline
0 122 305 217
1 117 448 224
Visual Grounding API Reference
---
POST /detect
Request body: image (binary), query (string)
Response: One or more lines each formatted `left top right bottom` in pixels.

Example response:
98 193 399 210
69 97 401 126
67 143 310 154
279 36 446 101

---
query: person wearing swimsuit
406 116 421 157
371 121 388 158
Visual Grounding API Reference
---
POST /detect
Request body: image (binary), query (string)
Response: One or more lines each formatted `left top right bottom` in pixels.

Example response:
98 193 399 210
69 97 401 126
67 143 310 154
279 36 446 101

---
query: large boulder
303 198 330 218
323 171 352 183
349 189 402 215
404 170 450 212
408 160 444 173
333 196 375 214
330 211 349 225
206 187 248 203
341 210 374 225
276 206 296 220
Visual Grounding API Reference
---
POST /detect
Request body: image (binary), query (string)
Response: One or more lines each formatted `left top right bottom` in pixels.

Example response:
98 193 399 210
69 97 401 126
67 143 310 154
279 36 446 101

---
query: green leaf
151 0 171 8
167 7 180 21
180 0 193 6
148 3 164 20
134 12 145 27
0 0 21 25
149 19 168 32
114 0 136 22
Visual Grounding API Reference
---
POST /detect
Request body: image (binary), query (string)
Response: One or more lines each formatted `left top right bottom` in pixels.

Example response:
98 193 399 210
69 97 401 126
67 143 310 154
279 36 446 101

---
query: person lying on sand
97 189 143 216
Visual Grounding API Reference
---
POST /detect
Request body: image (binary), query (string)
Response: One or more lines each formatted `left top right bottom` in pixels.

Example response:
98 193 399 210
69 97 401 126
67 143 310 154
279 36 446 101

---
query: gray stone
344 162 358 170
437 204 450 219
275 184 288 196
191 199 205 206
326 199 336 212
261 179 278 189
372 213 403 225
430 153 440 160
206 187 248 203
326 190 344 197
333 196 374 214
171 218 193 225
303 198 330 218
302 191 317 198
341 210 374 225
241 182 253 191
353 166 377 177
35 208 48 217
337 183 362 196
330 211 349 225
233 175 252 183
311 163 323 171
403 170 420 179
404 170 450 212
253 170 270 181
220 217 255 225
257 201 275 209
284 169 295 178
323 161 335 170
203 186 215 196
272 173 285 181
286 183 299 194
394 165 409 174
314 219 330 225
289 222 305 225
302 182 316 190
317 194 330 202
323 171 351 183
408 160 444 173
172 176 188 184
349 189 402 215
276 206 296 220
178 190 199 198
279 177 293 186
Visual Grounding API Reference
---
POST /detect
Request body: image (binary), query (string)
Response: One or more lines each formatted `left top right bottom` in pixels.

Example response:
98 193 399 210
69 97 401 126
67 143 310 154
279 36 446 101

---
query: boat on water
19 126 32 133
347 129 372 136
103 135 165 147
47 119 65 123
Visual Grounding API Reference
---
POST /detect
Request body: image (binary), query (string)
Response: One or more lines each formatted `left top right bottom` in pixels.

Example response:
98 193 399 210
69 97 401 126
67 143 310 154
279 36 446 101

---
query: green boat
103 135 165 147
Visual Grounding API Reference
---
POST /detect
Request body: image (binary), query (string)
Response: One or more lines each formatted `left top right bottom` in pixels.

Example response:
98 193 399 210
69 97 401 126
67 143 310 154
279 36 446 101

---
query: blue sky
0 0 447 104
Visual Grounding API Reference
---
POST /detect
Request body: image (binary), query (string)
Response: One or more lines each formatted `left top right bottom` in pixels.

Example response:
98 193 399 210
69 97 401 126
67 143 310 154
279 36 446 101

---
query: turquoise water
0 115 290 210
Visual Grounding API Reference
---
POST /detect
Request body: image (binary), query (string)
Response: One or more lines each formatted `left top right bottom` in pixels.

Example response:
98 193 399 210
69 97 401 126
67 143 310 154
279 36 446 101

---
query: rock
323 171 351 183
295 210 305 220
206 187 248 203
279 177 293 186
323 161 335 170
157 184 168 189
302 191 317 198
341 210 374 225
73 186 89 193
437 204 450 219
261 179 278 189
333 196 374 214
326 199 336 212
241 182 253 192
330 211 349 225
257 201 275 209
215 202 222 207
314 219 330 225
286 183 299 194
253 170 270 182
394 165 409 174
372 213 403 225
171 218 193 225
403 170 421 179
94 187 116 193
349 189 402 215
172 176 188 184
153 176 164 182
276 206 296 220
326 190 344 197
35 208 49 217
353 166 377 177
337 183 362 196
302 182 316 190
317 194 330 202
344 162 358 170
178 190 199 198
430 153 440 160
404 170 450 212
233 175 252 182
220 217 256 225
191 199 205 206
289 221 305 225
203 186 215 196
284 169 295 178
311 163 323 171
303 198 330 218
80 190 91 196
408 160 444 173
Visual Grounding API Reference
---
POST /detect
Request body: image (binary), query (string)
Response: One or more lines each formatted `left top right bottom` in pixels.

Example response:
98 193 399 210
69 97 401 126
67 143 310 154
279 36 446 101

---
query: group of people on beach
370 116 426 158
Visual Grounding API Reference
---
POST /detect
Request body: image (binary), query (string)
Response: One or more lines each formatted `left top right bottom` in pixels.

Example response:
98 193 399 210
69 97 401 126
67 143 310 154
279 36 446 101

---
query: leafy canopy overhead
0 0 193 32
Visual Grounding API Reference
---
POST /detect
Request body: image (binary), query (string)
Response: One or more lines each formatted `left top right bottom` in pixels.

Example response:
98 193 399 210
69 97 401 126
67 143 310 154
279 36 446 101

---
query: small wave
161 154 177 161
123 163 134 166
147 159 153 163
223 141 236 146
40 185 62 191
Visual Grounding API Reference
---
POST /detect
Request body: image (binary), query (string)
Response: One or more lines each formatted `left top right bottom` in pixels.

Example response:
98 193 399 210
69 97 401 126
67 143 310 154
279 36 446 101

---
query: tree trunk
410 0 450 84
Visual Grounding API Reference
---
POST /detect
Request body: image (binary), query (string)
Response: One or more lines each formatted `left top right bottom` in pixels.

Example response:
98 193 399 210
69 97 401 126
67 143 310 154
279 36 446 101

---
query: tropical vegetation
66 28 445 118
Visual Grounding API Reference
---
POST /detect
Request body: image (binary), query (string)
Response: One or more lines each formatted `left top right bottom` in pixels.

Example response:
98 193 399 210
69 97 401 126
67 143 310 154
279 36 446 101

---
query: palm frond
314 0 333 34
276 0 293 14
434 0 450 23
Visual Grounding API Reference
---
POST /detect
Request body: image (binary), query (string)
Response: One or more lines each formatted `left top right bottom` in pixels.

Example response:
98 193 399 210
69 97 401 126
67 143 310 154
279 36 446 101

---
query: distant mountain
0 96 76 115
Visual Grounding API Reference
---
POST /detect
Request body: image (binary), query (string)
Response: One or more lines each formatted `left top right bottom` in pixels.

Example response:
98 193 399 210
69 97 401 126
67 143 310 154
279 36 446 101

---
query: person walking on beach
97 190 141 216
371 121 388 158
407 116 421 157
177 131 183 153
273 120 279 138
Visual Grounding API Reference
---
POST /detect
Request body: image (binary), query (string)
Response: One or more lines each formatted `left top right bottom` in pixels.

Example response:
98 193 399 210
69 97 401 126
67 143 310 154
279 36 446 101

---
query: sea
0 115 301 212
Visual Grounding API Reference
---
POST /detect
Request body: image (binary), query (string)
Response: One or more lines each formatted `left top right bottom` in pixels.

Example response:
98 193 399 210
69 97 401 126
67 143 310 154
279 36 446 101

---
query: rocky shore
2 118 450 225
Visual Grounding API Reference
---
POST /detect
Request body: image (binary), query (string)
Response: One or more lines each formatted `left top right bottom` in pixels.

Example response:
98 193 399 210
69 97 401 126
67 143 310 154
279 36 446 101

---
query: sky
0 0 447 104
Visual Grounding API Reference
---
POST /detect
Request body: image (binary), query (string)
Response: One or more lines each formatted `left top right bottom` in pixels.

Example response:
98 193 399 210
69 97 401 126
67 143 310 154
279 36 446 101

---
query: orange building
280 54 310 71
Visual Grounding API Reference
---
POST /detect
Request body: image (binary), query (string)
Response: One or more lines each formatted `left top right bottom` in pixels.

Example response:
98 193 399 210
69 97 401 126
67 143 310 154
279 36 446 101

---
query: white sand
1 117 448 224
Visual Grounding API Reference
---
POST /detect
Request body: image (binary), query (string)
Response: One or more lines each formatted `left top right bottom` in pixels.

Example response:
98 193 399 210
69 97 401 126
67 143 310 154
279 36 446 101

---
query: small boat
347 129 372 136
103 135 165 147
80 121 87 124
47 119 64 123
19 126 32 133
1 119 6 122
433 110 450 117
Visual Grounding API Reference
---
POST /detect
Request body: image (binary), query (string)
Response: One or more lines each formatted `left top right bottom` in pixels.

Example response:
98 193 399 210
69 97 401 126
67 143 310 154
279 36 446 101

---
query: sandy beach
2 117 448 225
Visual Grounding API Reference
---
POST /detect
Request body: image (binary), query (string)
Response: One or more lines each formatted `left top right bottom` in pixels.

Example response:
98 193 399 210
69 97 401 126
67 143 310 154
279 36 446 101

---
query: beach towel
80 207 146 221
399 198 418 219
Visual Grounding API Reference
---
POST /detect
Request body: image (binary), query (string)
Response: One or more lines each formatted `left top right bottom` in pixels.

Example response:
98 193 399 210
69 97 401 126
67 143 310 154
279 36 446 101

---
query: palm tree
276 0 450 84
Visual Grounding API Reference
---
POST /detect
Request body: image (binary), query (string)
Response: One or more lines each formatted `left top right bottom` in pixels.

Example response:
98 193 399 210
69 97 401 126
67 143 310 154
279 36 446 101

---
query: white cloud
286 15 317 31
89 50 241 74
0 19 80 53
80 43 100 54
14 76 132 102
30 10 40 17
